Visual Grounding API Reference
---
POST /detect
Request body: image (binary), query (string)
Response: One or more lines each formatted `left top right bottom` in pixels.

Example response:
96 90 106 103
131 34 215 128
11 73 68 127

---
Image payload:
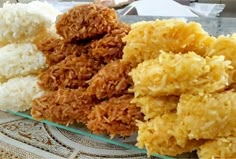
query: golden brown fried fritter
56 4 118 42
89 22 131 63
136 113 205 156
197 137 236 159
87 60 132 99
31 89 98 125
87 94 143 137
37 38 89 65
38 54 101 91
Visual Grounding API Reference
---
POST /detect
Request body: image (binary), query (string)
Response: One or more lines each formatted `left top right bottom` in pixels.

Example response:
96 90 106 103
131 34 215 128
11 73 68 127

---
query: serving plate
7 110 198 159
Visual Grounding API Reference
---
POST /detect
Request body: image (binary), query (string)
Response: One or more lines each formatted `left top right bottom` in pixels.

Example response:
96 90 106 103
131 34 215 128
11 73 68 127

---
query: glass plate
6 110 177 159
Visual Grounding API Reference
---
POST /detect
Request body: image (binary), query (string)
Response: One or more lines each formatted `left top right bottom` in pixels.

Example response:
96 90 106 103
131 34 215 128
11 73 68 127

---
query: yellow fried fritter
136 113 204 156
122 19 215 66
130 51 231 97
197 137 236 159
131 95 179 120
177 91 236 140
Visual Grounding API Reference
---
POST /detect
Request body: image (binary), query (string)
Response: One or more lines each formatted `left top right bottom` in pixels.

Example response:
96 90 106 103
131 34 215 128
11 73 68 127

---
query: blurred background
0 0 236 17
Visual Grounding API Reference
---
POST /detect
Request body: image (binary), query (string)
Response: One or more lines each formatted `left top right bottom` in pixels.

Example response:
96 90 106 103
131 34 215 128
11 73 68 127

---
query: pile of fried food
0 1 236 158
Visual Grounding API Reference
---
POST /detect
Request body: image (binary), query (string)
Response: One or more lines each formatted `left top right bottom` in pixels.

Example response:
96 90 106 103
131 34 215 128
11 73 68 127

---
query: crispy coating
87 94 143 137
87 60 132 99
177 91 236 140
89 22 131 63
122 19 215 66
207 35 236 86
132 95 179 120
136 113 204 156
130 51 231 97
56 4 118 42
37 37 89 65
197 137 236 159
31 89 98 125
38 54 101 91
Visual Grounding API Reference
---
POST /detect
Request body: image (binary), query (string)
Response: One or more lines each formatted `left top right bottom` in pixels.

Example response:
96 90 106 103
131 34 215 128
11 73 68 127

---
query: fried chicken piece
39 54 101 91
130 51 231 97
87 94 143 137
136 113 204 156
87 60 132 99
31 89 98 125
197 137 236 159
89 22 131 63
132 95 179 120
177 91 236 140
122 19 215 66
56 4 118 42
37 37 89 65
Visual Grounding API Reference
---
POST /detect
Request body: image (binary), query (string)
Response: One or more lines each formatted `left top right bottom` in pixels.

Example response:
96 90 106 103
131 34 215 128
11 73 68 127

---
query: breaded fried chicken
87 94 143 137
90 22 131 63
39 54 101 91
31 89 98 125
56 4 118 42
37 37 89 65
87 60 132 99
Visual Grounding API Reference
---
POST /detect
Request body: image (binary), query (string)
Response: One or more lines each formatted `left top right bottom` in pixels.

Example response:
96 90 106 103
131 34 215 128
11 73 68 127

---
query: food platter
0 2 236 159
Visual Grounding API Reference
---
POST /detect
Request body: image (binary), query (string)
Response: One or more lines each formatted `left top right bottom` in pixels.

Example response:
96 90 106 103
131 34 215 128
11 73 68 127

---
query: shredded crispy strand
136 113 204 156
37 37 89 65
56 4 118 42
90 22 131 63
87 94 143 137
39 54 101 91
87 60 132 99
31 89 98 125
122 19 215 66
197 137 236 159
130 51 231 97
177 91 236 139
132 95 179 120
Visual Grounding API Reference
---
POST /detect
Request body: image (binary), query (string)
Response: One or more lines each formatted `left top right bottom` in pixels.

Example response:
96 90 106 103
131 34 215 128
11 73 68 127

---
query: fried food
38 54 101 91
0 43 47 82
130 51 231 97
0 1 60 46
132 95 179 120
197 137 236 159
90 22 131 63
37 37 89 65
87 60 132 99
56 4 118 42
177 91 236 139
32 89 98 125
207 35 236 86
0 75 45 111
87 94 143 137
122 19 215 66
136 113 204 156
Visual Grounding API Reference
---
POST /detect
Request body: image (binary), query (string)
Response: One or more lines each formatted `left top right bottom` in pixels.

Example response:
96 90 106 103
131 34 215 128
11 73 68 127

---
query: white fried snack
122 19 215 66
130 51 231 97
177 91 236 139
0 1 60 46
0 43 47 82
